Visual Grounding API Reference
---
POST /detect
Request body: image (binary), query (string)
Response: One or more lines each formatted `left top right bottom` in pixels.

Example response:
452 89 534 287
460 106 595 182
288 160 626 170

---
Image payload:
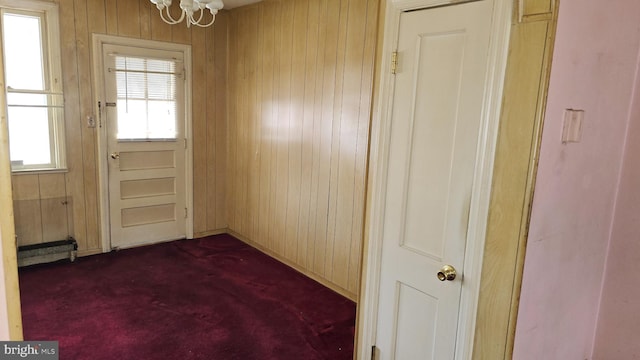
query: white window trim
0 0 66 173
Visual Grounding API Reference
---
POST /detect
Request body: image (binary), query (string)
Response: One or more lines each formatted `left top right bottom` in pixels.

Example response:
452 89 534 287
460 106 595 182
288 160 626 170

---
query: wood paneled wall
12 174 72 246
11 0 228 254
226 0 379 299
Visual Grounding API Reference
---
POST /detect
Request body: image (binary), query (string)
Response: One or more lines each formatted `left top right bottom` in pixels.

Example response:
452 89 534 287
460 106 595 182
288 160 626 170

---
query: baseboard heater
17 238 78 267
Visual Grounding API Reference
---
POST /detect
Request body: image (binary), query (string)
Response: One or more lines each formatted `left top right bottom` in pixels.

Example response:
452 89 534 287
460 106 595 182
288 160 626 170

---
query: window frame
0 0 65 173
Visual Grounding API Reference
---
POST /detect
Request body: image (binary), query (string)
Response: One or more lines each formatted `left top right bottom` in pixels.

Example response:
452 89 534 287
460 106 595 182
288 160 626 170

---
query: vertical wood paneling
332 0 368 290
12 176 42 246
12 174 69 246
74 0 101 252
309 1 337 273
86 0 106 35
104 0 117 35
350 0 378 292
227 0 379 299
116 0 140 37
171 18 191 44
58 0 88 252
297 0 320 270
259 3 276 252
313 0 341 278
192 25 208 235
274 0 293 257
39 198 67 242
37 174 65 199
204 23 217 233
244 8 260 244
227 11 238 235
139 0 152 39
213 14 228 231
284 0 307 261
227 10 238 236
150 5 172 42
324 0 350 284
38 174 68 243
266 2 281 254
11 0 228 252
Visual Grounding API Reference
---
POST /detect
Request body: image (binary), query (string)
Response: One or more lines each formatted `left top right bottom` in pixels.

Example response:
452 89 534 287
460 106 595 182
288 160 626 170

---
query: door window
112 56 180 141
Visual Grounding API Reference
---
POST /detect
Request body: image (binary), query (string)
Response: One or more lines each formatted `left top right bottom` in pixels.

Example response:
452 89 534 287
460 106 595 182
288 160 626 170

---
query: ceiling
222 0 262 9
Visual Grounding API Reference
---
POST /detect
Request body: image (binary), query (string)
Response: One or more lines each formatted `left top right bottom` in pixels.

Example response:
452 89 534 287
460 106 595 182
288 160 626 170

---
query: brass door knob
437 265 457 281
110 152 120 159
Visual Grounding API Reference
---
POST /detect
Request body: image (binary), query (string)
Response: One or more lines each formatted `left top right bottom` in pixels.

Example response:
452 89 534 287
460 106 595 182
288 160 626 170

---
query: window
113 56 178 140
0 0 65 171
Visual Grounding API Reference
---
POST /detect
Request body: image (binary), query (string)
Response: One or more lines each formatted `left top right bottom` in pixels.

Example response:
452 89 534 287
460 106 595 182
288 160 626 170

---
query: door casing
91 34 194 252
357 0 513 358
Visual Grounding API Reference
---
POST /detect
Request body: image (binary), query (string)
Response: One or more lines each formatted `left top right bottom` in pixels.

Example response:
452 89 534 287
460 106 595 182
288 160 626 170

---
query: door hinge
184 138 187 149
371 345 378 360
184 207 188 218
391 51 398 74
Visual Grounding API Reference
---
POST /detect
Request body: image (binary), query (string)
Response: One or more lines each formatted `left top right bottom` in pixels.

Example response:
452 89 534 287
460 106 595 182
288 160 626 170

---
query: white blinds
113 56 180 140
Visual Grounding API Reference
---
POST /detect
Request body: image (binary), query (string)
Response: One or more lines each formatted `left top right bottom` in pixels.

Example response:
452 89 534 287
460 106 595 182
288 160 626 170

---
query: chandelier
149 0 224 28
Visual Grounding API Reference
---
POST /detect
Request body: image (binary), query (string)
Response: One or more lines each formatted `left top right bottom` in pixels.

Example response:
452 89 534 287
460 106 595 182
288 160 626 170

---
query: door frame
91 34 194 252
357 0 513 358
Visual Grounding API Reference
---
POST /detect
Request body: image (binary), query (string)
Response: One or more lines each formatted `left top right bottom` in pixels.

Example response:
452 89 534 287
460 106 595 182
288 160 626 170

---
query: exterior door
103 44 187 249
374 1 493 358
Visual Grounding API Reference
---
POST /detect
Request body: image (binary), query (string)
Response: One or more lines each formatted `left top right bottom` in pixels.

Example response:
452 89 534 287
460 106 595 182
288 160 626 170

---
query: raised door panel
521 0 553 17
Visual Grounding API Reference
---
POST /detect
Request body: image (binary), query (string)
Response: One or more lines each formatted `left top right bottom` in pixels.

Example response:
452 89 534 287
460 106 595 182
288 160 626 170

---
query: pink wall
513 0 640 359
592 47 640 359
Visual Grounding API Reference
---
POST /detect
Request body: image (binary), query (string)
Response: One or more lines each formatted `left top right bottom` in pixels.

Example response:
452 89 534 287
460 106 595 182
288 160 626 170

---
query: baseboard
78 248 103 257
227 230 357 302
193 228 228 238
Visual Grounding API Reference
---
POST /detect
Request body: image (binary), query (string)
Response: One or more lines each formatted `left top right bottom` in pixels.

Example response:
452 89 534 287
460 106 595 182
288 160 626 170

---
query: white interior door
103 44 187 249
374 1 493 358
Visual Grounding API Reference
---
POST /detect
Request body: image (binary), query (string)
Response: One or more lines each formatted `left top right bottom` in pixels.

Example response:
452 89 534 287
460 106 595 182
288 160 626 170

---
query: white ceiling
222 0 262 9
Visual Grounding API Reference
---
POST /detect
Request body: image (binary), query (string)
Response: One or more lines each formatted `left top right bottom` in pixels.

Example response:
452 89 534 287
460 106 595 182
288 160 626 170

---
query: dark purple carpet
19 234 356 359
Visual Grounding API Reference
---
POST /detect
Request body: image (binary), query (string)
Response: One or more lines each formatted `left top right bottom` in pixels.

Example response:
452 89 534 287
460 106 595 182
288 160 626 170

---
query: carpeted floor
19 234 356 359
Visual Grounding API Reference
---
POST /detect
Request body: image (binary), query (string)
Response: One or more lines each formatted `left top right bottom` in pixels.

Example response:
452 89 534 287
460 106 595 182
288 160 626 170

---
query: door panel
120 178 175 199
375 1 493 358
394 283 438 359
118 150 176 170
103 44 187 249
521 0 552 16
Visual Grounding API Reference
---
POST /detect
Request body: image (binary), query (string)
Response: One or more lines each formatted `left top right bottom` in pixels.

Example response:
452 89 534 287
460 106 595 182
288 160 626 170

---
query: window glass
1 4 65 172
115 56 177 140
3 13 45 90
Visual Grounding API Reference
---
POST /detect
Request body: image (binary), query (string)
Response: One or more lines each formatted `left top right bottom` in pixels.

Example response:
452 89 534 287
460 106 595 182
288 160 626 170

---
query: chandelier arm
159 5 186 25
192 12 216 27
194 8 205 23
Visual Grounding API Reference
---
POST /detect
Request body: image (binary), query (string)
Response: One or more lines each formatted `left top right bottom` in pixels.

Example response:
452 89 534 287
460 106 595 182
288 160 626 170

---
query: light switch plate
562 109 584 143
87 115 96 128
